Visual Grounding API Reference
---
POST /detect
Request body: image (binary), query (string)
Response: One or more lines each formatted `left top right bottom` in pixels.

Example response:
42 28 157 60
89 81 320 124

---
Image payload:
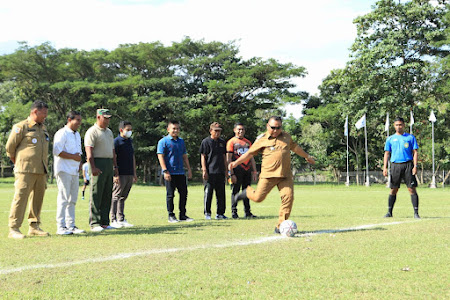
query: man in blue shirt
383 117 420 219
111 121 137 228
157 120 193 223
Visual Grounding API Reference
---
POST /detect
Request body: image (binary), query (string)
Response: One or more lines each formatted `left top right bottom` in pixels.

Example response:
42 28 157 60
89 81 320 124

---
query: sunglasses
269 126 281 130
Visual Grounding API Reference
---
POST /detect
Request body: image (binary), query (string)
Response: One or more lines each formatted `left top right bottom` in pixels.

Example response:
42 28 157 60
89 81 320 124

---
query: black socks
388 194 396 214
411 193 419 214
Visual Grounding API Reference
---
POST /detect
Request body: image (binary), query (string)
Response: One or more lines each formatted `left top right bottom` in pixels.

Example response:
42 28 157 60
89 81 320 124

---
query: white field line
0 220 418 275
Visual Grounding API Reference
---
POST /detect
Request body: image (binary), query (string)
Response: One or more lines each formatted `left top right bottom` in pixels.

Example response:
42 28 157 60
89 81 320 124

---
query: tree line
1 0 449 184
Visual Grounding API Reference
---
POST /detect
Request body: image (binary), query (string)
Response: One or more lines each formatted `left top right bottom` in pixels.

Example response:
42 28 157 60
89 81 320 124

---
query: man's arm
157 153 171 182
6 124 25 164
293 145 315 165
182 154 192 179
228 151 254 171
201 154 208 180
85 146 101 176
133 155 138 182
251 157 258 182
58 151 82 162
383 151 390 177
412 149 418 176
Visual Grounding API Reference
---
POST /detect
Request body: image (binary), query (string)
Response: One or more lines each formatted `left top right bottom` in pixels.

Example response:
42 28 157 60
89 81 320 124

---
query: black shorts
84 180 90 186
390 161 417 189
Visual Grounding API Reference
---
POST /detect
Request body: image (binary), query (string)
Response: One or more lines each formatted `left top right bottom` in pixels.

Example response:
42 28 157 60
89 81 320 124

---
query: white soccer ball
279 220 298 237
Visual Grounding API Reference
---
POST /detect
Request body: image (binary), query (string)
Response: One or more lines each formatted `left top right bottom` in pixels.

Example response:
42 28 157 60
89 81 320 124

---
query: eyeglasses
269 126 281 130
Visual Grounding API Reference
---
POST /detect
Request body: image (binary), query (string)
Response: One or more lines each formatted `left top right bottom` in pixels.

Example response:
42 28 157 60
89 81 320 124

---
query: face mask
124 130 132 138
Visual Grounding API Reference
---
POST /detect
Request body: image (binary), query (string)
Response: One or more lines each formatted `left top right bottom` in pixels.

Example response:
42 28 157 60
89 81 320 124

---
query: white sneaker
56 227 73 235
101 225 116 230
119 220 134 227
91 226 104 232
110 221 123 228
69 226 85 234
205 213 212 220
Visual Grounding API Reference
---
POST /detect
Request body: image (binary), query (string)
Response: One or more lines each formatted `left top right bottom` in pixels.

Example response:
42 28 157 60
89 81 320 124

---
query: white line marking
0 220 418 275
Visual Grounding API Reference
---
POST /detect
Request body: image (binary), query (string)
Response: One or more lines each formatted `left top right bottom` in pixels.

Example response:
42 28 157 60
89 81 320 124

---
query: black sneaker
232 212 239 219
215 214 228 220
274 227 280 234
245 213 257 219
414 213 421 219
384 212 393 218
168 215 179 223
179 215 194 222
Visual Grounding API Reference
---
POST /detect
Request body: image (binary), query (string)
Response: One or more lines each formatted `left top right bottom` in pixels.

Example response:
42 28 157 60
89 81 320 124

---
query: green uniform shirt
6 117 49 174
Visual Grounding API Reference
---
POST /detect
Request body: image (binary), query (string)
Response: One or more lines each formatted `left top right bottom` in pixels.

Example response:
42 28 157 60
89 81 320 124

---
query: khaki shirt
84 123 114 158
247 131 298 178
6 117 49 174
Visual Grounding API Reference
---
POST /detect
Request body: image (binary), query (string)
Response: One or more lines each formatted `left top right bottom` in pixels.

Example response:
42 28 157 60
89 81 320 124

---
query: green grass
0 182 449 299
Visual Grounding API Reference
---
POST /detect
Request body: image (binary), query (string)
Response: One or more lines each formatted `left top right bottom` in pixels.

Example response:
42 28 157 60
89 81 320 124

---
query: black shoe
168 215 179 223
215 214 228 220
274 227 280 234
245 213 257 219
179 215 194 222
414 213 421 219
384 212 393 218
235 189 247 202
232 212 239 219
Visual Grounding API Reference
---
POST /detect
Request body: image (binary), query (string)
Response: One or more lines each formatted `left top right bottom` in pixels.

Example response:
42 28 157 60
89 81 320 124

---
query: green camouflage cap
97 108 112 118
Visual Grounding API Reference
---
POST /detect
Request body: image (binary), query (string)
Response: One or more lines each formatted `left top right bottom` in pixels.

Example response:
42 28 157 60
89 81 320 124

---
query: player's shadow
86 221 232 236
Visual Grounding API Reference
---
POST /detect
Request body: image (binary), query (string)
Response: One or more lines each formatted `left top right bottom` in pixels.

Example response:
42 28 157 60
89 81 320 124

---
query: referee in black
383 117 420 219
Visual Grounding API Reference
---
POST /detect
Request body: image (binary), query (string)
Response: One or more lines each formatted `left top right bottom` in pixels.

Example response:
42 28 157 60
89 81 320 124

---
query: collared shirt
157 135 187 175
227 136 252 171
199 137 226 174
384 133 418 163
115 135 135 175
247 131 298 178
6 117 49 174
84 123 114 158
53 125 82 176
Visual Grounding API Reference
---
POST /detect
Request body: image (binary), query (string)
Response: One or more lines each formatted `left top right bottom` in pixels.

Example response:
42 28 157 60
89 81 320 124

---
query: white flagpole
410 110 414 134
345 116 349 186
430 110 436 188
386 113 390 188
364 114 370 186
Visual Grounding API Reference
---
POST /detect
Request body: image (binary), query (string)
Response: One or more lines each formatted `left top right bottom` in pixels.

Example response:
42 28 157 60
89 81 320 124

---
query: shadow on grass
297 227 387 237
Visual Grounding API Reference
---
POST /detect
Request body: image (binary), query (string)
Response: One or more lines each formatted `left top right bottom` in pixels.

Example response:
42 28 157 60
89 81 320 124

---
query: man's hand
73 153 82 162
113 176 119 184
202 170 208 181
187 169 192 180
252 171 258 182
305 156 316 165
228 162 236 172
133 175 138 183
164 172 172 182
383 168 388 177
412 166 417 176
92 167 102 176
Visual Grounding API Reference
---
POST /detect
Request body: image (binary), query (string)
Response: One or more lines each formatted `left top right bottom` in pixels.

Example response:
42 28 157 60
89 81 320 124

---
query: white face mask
124 130 132 138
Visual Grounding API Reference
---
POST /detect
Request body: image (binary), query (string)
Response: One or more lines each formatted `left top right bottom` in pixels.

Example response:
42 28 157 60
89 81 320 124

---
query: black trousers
231 168 251 214
204 173 226 215
165 175 187 217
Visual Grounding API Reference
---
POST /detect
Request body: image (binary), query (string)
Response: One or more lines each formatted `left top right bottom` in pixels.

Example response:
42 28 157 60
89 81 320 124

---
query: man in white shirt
53 111 85 235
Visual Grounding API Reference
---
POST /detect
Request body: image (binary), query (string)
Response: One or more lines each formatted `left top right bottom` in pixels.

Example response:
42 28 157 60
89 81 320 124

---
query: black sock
82 191 85 197
411 194 419 214
388 194 396 214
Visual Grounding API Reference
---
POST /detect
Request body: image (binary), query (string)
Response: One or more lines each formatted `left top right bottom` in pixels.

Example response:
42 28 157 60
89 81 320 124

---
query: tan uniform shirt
247 131 298 179
6 117 49 174
84 123 114 158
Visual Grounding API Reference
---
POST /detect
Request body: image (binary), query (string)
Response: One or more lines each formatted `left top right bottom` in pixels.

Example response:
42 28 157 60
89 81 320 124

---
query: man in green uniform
84 109 118 232
6 101 50 239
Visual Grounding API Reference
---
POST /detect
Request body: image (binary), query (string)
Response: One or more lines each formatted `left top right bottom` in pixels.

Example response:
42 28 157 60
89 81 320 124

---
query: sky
0 0 376 118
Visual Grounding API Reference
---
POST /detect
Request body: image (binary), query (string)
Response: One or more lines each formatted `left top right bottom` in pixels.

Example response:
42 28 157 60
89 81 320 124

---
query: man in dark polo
84 109 118 232
6 101 50 239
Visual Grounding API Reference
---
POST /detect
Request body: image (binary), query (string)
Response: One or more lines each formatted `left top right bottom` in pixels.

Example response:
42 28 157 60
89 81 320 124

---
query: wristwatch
163 169 169 173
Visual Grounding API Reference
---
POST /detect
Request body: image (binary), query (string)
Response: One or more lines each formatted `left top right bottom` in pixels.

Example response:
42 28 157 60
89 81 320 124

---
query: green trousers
89 158 113 227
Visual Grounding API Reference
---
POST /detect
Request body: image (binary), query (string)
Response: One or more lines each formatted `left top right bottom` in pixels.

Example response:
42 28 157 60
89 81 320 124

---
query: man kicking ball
229 116 315 233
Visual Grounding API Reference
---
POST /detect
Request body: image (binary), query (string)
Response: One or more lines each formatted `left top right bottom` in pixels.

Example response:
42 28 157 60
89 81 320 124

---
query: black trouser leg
165 178 176 216
204 178 214 215
214 174 226 215
173 175 188 217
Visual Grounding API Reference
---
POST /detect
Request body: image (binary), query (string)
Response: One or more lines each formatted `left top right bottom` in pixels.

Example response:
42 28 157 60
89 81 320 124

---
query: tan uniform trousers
246 176 294 228
9 173 47 229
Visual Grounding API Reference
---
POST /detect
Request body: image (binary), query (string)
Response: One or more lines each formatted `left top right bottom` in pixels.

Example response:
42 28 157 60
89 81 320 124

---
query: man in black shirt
200 122 228 220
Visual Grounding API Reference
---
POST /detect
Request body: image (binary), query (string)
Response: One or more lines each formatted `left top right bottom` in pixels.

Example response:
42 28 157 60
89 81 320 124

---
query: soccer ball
279 220 298 237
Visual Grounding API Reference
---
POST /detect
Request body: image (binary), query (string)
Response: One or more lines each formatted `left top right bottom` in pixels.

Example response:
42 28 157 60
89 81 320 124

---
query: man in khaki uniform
84 109 118 232
6 101 50 239
229 116 315 233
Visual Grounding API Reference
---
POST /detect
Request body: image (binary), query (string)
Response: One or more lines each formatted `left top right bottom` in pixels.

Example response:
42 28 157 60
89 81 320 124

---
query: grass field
0 181 448 299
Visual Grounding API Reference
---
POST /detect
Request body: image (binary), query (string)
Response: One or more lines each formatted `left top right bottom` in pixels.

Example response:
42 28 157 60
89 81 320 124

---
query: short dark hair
119 120 132 130
67 111 81 120
31 101 48 110
394 117 405 123
234 122 244 129
168 120 180 126
268 116 282 123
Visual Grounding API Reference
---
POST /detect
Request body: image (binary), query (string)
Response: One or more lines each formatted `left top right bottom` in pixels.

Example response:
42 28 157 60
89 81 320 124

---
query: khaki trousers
246 176 294 228
9 173 47 229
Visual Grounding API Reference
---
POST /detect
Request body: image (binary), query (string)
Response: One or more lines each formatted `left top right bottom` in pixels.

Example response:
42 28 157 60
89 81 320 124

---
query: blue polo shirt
114 135 135 175
157 135 187 175
384 133 418 163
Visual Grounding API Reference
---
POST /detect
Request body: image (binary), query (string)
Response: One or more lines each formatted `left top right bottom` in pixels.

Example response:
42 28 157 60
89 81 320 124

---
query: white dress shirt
53 125 82 176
